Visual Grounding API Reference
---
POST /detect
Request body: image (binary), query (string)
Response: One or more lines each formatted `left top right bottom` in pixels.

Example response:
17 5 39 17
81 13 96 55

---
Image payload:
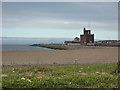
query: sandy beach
2 48 118 65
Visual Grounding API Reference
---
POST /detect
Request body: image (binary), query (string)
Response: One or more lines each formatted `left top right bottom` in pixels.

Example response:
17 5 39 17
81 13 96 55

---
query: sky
2 2 118 40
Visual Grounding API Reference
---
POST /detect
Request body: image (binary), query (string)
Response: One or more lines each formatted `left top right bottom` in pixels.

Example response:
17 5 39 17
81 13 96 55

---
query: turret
84 27 86 34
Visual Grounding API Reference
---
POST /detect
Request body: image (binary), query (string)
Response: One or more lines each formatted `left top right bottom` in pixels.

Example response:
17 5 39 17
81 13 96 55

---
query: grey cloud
2 2 118 31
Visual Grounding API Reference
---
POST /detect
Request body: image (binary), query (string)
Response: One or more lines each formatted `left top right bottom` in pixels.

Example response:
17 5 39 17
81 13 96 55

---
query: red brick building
80 28 94 45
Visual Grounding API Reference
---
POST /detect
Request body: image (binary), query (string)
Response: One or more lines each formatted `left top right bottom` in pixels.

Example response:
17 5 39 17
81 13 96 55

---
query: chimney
84 27 86 34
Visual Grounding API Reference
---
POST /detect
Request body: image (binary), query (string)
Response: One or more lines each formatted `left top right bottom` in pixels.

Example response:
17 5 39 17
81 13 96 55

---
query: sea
1 37 72 51
1 44 53 51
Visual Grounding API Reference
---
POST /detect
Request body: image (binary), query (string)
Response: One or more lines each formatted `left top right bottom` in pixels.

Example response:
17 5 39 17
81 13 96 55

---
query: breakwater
30 44 106 50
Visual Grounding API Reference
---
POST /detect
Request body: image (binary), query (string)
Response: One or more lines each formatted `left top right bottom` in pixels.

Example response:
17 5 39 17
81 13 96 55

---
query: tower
80 28 94 45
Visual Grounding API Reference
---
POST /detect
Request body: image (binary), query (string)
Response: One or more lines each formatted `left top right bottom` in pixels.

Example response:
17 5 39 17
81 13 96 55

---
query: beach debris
96 72 100 75
78 70 82 73
27 79 32 82
21 77 25 80
12 68 15 72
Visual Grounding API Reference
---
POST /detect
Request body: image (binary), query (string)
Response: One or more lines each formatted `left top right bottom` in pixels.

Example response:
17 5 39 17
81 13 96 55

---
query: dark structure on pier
64 27 94 46
80 28 94 45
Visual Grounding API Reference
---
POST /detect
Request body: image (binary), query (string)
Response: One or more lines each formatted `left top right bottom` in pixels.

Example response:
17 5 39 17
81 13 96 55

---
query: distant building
74 37 80 41
64 27 94 46
95 40 120 47
80 28 94 45
64 27 119 47
64 41 80 45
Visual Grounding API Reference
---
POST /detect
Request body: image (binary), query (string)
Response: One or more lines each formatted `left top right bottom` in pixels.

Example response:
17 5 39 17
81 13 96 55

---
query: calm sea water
1 37 72 51
1 45 53 51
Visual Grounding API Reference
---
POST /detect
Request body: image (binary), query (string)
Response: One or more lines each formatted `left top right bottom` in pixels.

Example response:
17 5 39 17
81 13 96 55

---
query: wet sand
2 48 118 65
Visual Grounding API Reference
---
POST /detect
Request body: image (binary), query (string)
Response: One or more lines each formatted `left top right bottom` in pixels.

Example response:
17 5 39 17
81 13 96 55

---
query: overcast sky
2 2 118 40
